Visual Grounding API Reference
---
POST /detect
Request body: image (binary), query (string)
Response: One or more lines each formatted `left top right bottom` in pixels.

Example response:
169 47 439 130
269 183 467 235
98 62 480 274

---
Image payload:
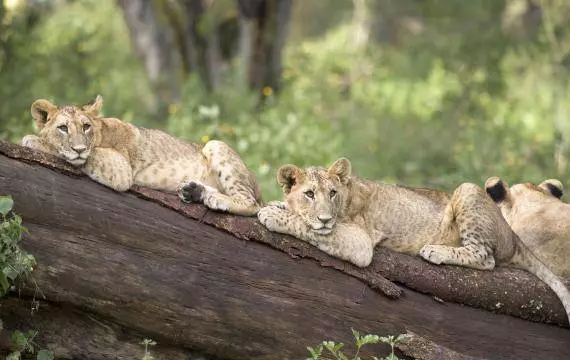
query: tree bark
116 0 183 115
1 297 205 360
0 140 569 360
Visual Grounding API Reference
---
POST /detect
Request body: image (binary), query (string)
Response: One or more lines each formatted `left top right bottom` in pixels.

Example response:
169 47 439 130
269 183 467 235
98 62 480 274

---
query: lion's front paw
21 135 42 149
419 244 447 265
258 205 288 232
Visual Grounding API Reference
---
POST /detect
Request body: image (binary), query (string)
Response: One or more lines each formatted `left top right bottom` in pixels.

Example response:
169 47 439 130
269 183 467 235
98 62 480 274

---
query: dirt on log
0 140 569 360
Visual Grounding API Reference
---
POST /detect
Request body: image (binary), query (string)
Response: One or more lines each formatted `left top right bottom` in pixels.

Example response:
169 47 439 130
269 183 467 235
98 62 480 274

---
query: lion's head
484 176 564 224
30 95 103 166
277 158 352 235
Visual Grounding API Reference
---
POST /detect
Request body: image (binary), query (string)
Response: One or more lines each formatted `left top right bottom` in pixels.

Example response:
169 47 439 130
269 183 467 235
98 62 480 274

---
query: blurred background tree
1 0 569 201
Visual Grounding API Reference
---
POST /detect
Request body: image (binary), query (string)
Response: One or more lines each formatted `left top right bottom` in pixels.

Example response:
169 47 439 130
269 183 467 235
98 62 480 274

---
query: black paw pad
180 181 205 203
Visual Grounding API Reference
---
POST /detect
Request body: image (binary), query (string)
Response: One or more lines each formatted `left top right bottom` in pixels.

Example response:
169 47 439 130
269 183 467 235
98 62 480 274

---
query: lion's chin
313 228 333 235
67 158 87 166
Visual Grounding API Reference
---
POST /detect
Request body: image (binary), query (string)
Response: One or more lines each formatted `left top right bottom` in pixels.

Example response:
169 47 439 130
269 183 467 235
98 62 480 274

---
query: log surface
0 140 569 360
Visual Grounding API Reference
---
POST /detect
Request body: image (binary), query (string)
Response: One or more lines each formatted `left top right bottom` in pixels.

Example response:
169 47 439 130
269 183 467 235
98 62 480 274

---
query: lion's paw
258 205 287 232
203 193 230 212
419 244 447 265
21 135 42 149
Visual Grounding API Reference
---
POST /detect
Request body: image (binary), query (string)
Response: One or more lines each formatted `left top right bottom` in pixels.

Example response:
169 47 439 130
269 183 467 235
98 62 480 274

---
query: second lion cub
258 158 570 321
22 95 262 216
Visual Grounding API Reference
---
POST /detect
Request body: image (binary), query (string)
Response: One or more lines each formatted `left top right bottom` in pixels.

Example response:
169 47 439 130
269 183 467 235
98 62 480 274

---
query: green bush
0 195 54 360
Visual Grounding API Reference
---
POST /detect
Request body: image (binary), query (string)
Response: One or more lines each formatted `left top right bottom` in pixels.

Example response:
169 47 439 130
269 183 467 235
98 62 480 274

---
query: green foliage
0 195 53 360
4 329 54 360
0 196 34 296
306 329 408 360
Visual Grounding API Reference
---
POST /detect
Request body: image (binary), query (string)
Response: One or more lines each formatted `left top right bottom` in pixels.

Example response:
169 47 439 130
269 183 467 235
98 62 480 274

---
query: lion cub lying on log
486 177 570 279
22 95 262 216
258 158 570 321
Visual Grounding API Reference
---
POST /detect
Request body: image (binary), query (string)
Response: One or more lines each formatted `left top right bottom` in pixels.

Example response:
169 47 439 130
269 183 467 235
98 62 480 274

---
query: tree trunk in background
237 0 291 100
116 0 182 117
116 0 291 107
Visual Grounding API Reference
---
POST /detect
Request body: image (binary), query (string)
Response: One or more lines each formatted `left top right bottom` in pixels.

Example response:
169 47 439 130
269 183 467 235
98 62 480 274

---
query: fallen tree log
0 140 569 360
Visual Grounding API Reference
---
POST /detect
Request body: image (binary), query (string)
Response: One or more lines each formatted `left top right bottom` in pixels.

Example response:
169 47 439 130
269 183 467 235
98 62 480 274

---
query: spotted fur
22 95 262 216
259 158 570 322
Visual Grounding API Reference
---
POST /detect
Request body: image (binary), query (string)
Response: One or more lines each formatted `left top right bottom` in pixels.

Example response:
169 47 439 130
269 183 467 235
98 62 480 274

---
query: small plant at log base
0 196 35 295
141 338 157 360
0 195 54 360
306 329 408 360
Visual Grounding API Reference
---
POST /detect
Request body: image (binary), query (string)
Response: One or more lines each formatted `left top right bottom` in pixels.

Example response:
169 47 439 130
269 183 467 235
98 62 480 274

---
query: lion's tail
511 239 570 325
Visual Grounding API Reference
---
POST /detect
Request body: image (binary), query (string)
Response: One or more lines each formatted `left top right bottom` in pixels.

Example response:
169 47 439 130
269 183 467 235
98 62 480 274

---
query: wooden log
0 140 569 360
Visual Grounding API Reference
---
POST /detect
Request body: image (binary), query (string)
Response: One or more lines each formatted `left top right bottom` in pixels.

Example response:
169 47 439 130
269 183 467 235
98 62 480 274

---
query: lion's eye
83 123 91 132
330 190 337 198
305 190 315 199
57 125 68 133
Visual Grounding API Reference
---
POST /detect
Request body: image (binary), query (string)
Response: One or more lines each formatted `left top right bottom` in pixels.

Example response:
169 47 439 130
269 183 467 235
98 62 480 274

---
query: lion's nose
317 215 332 224
72 144 87 154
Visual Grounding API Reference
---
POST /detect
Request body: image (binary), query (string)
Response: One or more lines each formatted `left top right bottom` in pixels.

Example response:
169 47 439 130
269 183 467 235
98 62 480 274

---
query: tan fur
22 96 262 216
258 158 570 322
485 177 570 279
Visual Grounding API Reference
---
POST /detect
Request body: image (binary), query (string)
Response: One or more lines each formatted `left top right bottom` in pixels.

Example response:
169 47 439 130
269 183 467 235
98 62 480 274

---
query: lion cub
22 95 262 216
486 177 570 279
258 158 570 321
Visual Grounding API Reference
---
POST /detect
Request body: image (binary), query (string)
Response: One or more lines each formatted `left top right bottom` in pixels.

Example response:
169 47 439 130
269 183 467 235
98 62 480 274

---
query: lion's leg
420 183 496 270
178 140 260 216
258 204 375 267
83 148 133 192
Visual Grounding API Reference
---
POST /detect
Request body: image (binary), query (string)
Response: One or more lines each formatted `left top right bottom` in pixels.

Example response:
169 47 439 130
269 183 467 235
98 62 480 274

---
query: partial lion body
259 159 570 322
486 178 570 279
23 96 262 216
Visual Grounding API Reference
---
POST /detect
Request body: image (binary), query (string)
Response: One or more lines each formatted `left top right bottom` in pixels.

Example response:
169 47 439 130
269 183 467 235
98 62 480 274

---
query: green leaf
306 345 323 360
11 330 28 351
0 273 8 295
6 351 21 360
0 196 14 216
360 334 380 345
395 334 410 343
37 349 55 360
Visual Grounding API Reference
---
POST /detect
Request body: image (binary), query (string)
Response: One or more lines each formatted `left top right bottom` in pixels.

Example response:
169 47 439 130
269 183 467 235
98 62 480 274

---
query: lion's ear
30 99 57 130
277 164 303 194
82 95 103 116
539 179 563 199
328 157 351 184
485 176 509 203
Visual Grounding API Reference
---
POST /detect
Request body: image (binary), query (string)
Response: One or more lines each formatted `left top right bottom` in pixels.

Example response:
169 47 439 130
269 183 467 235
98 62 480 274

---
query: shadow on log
0 140 569 360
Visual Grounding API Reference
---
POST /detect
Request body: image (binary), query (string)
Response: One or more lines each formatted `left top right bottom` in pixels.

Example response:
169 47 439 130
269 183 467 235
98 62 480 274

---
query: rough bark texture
1 297 204 360
0 140 569 360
